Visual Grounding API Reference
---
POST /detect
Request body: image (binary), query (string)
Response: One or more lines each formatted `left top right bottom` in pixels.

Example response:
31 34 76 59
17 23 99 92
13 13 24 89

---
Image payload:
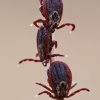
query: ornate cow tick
31 0 75 33
36 61 90 99
18 26 67 66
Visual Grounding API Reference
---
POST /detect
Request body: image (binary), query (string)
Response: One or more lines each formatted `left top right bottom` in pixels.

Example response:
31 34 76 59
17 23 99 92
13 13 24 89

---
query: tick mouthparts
50 22 57 31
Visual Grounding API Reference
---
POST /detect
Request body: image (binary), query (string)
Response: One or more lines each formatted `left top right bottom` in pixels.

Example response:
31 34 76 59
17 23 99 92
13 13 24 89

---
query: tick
36 61 90 99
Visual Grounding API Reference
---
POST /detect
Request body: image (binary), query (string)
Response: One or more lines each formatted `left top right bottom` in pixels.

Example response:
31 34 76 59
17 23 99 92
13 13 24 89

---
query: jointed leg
36 82 53 93
66 88 90 98
35 53 39 57
33 19 45 28
19 58 41 64
50 54 68 58
52 40 58 49
56 23 75 31
39 0 43 5
37 91 55 99
49 40 58 53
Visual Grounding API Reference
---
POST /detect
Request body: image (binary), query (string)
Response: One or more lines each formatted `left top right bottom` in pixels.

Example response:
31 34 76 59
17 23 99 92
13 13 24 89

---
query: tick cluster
18 0 90 100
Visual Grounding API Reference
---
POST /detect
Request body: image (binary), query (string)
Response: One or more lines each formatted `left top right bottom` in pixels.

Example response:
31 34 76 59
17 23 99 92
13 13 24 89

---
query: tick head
49 11 60 27
56 81 69 98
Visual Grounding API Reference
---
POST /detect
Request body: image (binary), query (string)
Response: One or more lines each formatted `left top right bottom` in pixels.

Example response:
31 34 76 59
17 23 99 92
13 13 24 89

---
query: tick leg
33 19 45 28
66 88 90 98
47 69 49 76
36 83 53 93
19 59 41 64
70 82 77 90
56 23 75 31
39 0 43 5
39 6 45 17
47 69 50 84
52 40 58 49
35 53 39 57
49 40 58 53
50 54 68 58
37 91 55 99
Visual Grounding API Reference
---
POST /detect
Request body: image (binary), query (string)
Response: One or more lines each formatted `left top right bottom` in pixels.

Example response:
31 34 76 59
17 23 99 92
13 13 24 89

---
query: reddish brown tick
36 61 90 99
18 26 67 66
31 0 75 33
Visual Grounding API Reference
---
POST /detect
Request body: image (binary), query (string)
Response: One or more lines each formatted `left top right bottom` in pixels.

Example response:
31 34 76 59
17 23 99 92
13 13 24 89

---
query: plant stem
50 34 55 64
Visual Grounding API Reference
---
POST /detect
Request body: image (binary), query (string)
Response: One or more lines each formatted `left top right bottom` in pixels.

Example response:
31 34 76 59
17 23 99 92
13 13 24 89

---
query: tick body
32 0 75 33
36 61 90 99
39 0 63 28
19 27 66 66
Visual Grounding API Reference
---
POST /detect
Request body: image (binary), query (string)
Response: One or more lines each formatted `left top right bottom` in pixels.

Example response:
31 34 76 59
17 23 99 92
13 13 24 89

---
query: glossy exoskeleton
19 26 67 66
32 0 75 33
36 61 90 99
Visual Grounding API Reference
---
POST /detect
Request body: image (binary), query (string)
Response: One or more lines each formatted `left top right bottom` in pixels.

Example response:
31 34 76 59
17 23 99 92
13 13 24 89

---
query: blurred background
0 0 100 100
